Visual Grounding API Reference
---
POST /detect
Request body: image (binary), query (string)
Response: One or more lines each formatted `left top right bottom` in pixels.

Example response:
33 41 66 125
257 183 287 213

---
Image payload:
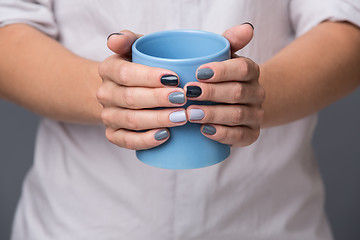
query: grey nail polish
186 86 202 98
197 68 214 80
202 125 216 135
190 109 205 120
169 111 187 123
161 75 178 86
169 92 185 104
107 32 124 40
154 129 169 141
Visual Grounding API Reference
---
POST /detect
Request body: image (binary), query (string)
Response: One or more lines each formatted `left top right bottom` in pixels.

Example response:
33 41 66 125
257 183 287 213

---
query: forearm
260 21 360 128
0 24 102 124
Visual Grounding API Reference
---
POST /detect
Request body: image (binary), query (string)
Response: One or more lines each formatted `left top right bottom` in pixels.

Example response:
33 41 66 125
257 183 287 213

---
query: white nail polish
189 109 205 120
169 110 187 123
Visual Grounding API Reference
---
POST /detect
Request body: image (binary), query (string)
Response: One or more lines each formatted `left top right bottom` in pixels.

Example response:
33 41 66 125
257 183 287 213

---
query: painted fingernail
169 110 187 123
202 125 216 135
197 68 214 80
186 86 202 98
161 75 178 86
169 92 185 104
242 22 254 30
107 32 124 40
154 129 169 141
190 109 205 120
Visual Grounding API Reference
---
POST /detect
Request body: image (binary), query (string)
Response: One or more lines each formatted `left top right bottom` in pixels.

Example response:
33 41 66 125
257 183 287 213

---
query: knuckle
105 128 115 143
240 59 250 76
122 137 136 150
231 107 244 125
217 127 229 142
217 63 227 81
235 129 245 143
100 109 111 125
253 128 261 141
245 128 260 147
254 63 260 78
117 61 130 85
98 61 108 78
257 86 266 103
205 108 216 123
257 108 265 124
206 84 216 100
125 111 139 130
123 88 136 108
154 88 165 106
96 86 107 103
232 82 244 103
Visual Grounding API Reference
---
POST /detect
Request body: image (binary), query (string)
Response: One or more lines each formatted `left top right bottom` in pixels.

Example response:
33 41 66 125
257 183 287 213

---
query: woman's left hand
185 23 265 147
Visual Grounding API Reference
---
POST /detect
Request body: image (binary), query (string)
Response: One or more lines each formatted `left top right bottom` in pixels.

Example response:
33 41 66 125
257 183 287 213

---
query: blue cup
132 29 231 169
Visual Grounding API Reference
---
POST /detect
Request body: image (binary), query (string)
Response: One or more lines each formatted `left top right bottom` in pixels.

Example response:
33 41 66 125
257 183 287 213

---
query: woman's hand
185 24 265 147
98 25 265 150
97 31 187 150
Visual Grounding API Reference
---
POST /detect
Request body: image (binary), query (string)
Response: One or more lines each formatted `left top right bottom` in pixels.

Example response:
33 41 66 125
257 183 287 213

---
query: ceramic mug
132 29 231 169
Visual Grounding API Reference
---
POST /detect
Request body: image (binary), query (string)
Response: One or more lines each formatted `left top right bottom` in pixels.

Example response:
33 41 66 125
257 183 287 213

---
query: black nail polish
242 22 254 30
197 68 214 80
161 75 178 86
186 86 202 98
107 32 124 41
202 125 216 135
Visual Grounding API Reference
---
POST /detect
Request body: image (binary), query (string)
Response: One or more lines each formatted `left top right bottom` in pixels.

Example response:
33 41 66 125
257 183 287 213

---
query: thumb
106 30 143 56
222 23 254 54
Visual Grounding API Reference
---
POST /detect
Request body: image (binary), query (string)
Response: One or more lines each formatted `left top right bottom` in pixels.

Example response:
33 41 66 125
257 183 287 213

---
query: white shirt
1 0 360 239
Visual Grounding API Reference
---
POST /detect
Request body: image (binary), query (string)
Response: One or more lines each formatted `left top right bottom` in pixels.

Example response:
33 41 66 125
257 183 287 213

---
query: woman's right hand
97 31 187 150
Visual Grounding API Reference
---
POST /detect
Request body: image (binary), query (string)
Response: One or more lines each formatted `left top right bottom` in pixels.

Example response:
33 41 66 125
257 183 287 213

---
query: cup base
136 153 229 170
136 123 231 170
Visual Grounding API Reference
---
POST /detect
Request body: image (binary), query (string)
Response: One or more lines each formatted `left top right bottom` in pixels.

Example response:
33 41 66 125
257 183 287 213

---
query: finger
105 127 169 150
107 30 142 56
97 80 186 108
187 105 264 128
222 23 254 54
185 82 265 105
101 108 187 130
201 124 260 147
196 57 260 83
98 57 179 87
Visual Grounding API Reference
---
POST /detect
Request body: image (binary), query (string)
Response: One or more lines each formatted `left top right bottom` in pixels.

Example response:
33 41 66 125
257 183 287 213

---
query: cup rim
132 29 230 64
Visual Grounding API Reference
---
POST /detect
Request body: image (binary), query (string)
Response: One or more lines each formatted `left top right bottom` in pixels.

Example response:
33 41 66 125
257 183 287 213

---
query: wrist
77 59 103 124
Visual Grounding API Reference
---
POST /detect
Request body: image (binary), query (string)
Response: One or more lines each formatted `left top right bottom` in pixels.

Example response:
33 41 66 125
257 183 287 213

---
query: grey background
0 87 360 240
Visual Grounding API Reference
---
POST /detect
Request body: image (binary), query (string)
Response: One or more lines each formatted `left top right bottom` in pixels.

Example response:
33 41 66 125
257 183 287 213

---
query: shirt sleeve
0 0 58 38
290 0 360 37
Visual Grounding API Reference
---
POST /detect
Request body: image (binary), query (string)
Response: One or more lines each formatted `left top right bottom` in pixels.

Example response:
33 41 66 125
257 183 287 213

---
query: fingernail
169 110 187 123
242 22 254 30
161 75 178 86
169 92 185 104
189 109 205 120
107 32 124 41
197 68 214 80
154 129 168 141
186 86 202 98
202 125 216 135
